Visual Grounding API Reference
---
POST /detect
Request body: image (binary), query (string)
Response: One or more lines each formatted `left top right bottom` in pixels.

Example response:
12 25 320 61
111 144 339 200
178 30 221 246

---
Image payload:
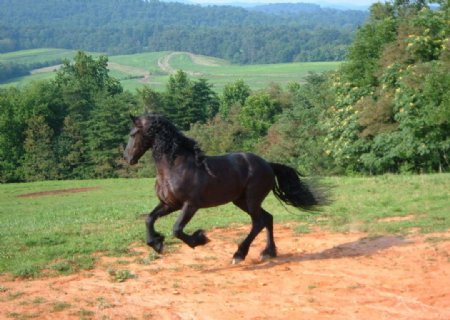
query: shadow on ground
207 235 411 272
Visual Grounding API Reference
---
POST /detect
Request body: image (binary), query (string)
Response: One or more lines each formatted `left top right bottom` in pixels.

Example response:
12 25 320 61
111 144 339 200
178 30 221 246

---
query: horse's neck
154 152 194 174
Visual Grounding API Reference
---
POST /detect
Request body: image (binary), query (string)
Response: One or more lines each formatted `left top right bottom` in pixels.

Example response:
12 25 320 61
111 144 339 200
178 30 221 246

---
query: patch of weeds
6 311 39 319
425 236 450 244
307 284 317 290
72 255 96 271
108 269 136 282
50 261 72 274
96 297 115 309
294 224 310 234
49 255 96 275
51 301 71 312
32 297 46 304
75 309 95 320
135 252 160 265
107 247 138 257
14 265 41 279
0 285 9 292
5 291 25 301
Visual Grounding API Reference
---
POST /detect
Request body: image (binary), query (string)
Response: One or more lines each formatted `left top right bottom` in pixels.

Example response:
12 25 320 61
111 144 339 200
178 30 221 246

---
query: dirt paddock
1 225 449 319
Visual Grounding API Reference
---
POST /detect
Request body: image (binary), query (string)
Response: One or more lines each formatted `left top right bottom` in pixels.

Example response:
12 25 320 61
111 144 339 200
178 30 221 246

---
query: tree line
0 0 366 65
0 0 448 183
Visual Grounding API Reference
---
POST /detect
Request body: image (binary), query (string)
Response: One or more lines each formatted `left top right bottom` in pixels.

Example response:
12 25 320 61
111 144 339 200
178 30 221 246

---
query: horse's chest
155 174 195 206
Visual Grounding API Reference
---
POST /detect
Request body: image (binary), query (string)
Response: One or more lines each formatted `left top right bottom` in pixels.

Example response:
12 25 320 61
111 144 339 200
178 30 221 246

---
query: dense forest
0 0 366 64
0 0 448 182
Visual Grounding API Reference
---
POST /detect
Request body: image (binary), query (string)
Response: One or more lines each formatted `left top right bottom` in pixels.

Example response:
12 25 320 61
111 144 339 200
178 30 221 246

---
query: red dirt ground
17 187 100 198
1 225 449 320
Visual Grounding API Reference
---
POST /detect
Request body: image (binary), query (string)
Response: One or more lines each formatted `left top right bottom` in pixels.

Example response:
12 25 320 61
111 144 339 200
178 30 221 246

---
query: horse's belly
197 180 243 208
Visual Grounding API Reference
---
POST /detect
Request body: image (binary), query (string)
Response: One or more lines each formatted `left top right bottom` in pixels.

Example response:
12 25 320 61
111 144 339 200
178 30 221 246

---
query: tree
219 79 251 117
57 115 88 179
189 78 219 123
139 86 166 114
86 93 137 178
239 92 282 137
260 74 334 174
164 71 219 130
164 70 193 129
0 89 25 182
23 115 58 181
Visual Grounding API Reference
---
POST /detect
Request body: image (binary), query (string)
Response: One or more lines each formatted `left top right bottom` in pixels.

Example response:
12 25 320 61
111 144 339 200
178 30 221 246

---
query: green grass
0 174 448 277
168 52 340 89
0 48 77 65
1 49 341 92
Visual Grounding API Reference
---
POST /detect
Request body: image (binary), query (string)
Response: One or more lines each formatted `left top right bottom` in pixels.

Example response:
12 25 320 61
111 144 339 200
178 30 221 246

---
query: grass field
0 49 341 92
0 48 77 65
0 173 448 278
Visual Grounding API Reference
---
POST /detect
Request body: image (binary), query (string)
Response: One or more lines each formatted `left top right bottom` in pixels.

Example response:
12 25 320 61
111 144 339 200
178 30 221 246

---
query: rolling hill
0 0 367 64
0 49 341 92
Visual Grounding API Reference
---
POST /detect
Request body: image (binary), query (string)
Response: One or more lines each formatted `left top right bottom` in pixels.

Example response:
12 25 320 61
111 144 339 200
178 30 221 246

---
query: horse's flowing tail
270 162 330 211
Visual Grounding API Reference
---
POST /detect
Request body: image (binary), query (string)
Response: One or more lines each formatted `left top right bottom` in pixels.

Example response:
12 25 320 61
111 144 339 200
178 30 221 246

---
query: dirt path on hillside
157 52 215 76
1 225 449 320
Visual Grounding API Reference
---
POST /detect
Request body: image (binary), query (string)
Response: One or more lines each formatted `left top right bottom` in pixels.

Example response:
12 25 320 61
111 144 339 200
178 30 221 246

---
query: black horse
124 114 328 263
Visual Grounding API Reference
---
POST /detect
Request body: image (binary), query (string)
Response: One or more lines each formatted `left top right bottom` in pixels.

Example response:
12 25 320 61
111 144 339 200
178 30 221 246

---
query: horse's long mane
144 115 206 168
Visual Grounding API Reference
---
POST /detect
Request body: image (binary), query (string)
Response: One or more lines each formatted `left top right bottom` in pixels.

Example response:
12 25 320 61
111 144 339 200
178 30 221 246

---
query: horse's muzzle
123 150 137 165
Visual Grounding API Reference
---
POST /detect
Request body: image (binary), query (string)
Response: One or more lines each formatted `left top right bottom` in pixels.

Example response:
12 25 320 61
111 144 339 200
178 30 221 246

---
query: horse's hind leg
260 209 277 259
232 198 266 264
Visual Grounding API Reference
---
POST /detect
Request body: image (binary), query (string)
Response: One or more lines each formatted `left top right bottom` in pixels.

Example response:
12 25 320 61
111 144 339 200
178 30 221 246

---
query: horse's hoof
193 229 210 246
260 248 277 261
152 241 164 254
259 254 275 262
231 257 243 265
147 235 165 254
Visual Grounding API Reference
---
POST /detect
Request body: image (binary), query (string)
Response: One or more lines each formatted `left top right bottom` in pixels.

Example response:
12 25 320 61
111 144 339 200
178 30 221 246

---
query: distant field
0 49 341 92
0 48 78 65
0 173 448 277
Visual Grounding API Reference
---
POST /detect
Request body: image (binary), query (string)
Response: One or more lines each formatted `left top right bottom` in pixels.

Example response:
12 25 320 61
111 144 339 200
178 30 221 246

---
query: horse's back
207 152 275 194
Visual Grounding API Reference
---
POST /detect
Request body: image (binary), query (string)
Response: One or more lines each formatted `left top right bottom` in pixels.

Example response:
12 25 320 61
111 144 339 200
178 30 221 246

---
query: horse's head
123 115 154 165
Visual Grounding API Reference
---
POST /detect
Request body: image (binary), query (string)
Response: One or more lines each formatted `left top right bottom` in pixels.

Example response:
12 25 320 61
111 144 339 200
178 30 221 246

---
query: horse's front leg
146 202 177 253
173 203 210 248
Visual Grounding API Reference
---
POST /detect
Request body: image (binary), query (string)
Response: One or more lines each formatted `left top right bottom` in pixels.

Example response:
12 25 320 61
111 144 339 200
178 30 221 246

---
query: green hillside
0 0 366 64
0 48 77 65
0 49 341 91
